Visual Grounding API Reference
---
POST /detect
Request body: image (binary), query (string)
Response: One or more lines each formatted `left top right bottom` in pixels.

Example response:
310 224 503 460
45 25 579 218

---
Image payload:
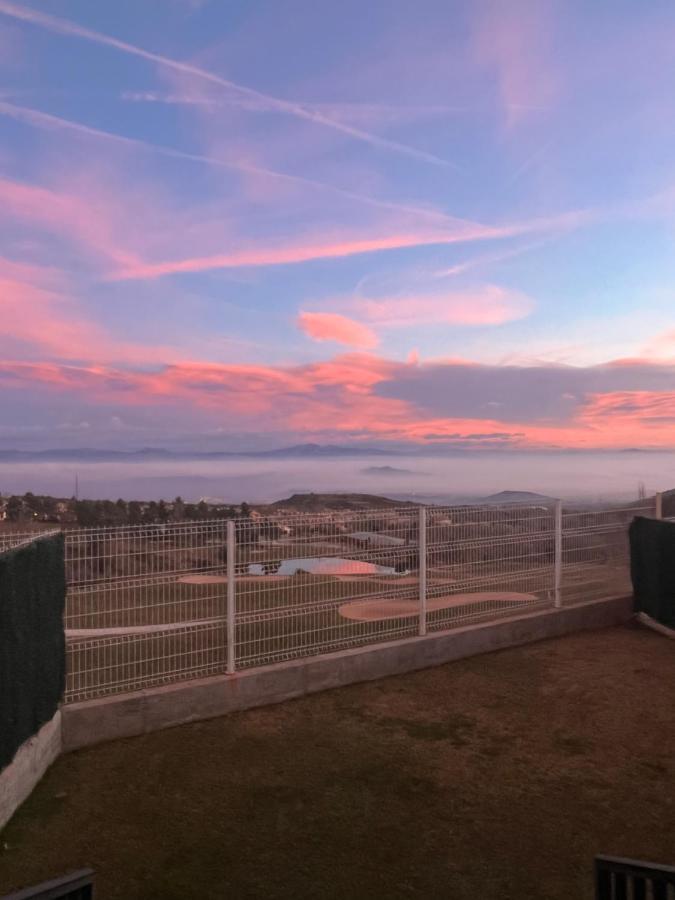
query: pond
247 557 397 576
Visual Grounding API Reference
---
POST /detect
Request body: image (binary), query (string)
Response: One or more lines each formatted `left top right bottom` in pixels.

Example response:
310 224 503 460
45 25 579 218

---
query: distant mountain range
2 444 672 463
0 443 396 462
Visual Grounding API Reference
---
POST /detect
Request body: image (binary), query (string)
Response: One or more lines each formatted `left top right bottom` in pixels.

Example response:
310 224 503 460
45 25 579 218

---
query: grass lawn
64 573 549 700
3 625 674 899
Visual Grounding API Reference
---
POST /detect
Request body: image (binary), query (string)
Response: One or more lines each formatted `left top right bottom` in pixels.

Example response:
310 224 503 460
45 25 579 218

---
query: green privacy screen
0 533 66 771
630 517 675 629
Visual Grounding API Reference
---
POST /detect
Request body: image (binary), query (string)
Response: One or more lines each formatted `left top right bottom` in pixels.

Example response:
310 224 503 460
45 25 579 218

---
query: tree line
1 492 252 527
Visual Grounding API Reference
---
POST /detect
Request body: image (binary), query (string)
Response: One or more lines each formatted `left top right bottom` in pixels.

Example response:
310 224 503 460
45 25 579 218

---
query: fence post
226 519 236 675
554 499 562 608
655 492 663 520
419 506 427 636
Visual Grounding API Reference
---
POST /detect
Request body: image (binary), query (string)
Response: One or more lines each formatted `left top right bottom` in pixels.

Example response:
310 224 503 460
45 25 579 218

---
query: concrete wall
0 711 62 831
62 596 632 752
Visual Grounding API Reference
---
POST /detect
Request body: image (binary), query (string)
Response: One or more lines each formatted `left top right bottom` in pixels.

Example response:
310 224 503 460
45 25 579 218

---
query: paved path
66 618 223 640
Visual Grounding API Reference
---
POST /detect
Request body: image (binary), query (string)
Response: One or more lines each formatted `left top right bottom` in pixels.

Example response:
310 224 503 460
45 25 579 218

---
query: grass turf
2 624 675 899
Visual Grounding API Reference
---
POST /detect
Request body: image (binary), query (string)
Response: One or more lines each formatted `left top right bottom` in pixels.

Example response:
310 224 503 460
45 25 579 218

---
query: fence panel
64 520 231 701
560 501 656 605
233 507 421 668
424 504 556 630
61 498 656 703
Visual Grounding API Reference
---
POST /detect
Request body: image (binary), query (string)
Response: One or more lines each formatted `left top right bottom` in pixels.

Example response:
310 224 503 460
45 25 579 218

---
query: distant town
0 489 419 528
2 488 672 531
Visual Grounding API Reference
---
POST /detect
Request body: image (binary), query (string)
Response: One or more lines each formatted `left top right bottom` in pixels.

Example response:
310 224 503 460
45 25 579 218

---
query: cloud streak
0 99 470 225
106 213 590 281
0 174 140 268
0 0 455 166
350 285 534 328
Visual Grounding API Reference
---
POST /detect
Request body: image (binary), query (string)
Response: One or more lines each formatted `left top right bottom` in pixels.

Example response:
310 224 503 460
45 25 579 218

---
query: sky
1 0 675 452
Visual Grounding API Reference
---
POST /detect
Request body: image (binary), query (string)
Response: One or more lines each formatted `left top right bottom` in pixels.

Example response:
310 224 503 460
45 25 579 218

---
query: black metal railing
596 855 675 899
1 870 94 900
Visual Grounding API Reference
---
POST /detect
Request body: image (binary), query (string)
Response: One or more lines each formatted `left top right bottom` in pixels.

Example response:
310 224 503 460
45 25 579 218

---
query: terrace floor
2 625 675 899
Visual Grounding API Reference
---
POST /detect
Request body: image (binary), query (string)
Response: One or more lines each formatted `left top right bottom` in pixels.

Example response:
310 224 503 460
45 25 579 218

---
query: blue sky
0 0 674 450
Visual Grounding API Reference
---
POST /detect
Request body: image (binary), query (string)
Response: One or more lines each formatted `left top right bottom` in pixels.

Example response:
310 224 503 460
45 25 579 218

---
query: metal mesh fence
425 504 555 630
60 498 658 703
233 508 421 669
560 503 655 605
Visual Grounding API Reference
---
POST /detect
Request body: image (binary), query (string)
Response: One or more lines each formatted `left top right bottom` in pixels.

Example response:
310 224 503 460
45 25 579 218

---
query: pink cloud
471 1 558 127
641 329 675 359
0 175 140 268
298 312 379 349
108 229 496 281
352 284 534 328
0 259 104 359
580 390 675 427
0 99 459 224
4 353 675 449
0 256 184 365
109 210 589 281
0 98 591 285
0 1 453 167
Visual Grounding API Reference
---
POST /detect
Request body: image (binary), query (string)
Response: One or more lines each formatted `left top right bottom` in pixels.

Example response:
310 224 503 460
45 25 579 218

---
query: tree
7 495 23 522
144 501 159 524
173 496 185 521
240 502 251 518
128 501 142 525
75 500 99 527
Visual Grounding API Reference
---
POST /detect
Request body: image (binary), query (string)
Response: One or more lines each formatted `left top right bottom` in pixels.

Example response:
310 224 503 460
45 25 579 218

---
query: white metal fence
59 496 659 703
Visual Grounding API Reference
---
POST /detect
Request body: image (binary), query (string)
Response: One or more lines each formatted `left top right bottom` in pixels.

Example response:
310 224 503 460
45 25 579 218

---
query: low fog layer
0 452 672 504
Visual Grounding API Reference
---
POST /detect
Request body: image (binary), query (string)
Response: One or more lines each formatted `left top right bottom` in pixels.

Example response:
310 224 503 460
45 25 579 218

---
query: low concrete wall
0 711 62 831
62 596 632 752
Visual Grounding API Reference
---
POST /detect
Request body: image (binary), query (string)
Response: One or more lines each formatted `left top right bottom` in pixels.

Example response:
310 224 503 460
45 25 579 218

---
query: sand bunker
65 590 538 639
178 574 229 585
339 591 538 622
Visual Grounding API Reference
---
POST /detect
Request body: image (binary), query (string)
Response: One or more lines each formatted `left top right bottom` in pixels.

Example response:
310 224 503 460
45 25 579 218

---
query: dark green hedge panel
630 516 675 629
0 534 66 771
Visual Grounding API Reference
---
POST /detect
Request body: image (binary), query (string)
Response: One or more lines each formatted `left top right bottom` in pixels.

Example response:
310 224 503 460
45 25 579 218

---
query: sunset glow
1 0 674 451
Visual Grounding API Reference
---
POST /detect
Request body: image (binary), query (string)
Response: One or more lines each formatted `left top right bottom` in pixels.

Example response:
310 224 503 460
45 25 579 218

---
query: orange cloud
298 312 379 348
